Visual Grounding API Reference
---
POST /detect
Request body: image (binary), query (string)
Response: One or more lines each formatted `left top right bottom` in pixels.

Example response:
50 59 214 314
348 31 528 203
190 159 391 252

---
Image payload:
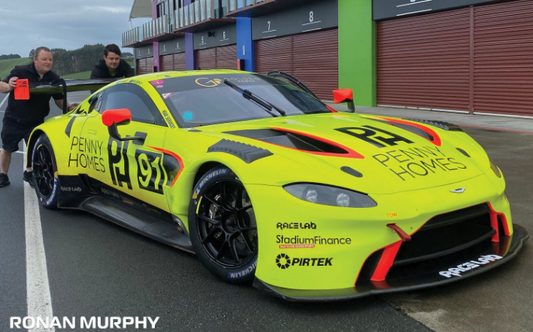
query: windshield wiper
224 79 286 117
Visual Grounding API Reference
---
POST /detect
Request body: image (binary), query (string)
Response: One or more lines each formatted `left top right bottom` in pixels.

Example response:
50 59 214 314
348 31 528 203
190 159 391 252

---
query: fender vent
208 139 273 163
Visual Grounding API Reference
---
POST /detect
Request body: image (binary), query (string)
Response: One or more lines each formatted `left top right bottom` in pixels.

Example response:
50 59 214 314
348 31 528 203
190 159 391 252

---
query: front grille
386 203 494 280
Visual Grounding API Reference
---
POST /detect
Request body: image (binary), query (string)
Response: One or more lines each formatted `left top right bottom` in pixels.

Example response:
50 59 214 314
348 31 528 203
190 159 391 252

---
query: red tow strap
387 224 411 242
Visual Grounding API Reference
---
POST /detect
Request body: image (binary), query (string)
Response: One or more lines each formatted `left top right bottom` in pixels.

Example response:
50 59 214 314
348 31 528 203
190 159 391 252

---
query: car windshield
152 73 330 128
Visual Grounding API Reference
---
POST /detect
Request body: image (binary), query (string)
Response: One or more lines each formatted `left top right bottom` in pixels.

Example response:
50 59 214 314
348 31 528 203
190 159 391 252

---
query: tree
48 44 104 76
0 54 21 60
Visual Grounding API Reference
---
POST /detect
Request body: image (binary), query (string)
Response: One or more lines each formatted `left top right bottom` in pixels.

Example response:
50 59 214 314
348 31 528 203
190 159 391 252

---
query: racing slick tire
32 134 60 209
189 167 258 284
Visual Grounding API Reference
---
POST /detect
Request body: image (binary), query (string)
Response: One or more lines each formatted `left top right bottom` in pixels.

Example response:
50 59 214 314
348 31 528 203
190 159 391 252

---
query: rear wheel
32 134 60 209
189 167 258 283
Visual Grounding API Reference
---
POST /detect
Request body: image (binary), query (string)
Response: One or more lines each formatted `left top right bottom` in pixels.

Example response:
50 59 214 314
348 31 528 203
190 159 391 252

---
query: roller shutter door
161 53 186 71
473 0 533 116
216 45 237 70
377 0 533 117
136 58 146 75
255 29 338 100
161 55 174 71
195 48 216 70
136 57 154 75
195 45 237 70
173 53 186 71
146 57 154 74
256 36 292 74
292 29 338 101
377 8 471 112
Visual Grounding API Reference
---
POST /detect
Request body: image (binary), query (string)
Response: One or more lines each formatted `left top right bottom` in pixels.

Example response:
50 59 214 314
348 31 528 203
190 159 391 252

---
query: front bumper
253 224 528 301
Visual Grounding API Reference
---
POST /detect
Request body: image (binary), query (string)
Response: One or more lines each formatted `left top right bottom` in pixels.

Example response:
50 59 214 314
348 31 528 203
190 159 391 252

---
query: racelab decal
276 222 316 230
439 255 502 278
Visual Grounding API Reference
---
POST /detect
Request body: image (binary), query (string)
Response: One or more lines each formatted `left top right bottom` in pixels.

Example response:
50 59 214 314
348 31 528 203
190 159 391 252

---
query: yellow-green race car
26 70 528 301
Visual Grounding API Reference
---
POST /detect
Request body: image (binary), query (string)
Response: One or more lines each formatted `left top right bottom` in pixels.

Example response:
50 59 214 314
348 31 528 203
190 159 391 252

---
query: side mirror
102 109 145 143
333 89 355 113
102 108 132 127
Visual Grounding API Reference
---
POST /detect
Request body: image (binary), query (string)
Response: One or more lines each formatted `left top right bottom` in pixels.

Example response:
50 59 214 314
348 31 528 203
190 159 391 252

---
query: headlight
490 159 501 178
284 184 377 208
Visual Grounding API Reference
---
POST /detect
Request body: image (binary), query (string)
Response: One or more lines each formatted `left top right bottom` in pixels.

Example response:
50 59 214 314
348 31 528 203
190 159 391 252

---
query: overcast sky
0 0 150 57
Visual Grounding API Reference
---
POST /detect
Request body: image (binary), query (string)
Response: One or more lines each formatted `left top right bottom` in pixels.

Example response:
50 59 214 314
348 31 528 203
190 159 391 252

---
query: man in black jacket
90 44 134 79
0 46 77 187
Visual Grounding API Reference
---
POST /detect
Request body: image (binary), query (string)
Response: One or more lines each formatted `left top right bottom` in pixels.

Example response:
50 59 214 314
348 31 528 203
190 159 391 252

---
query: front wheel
32 134 60 209
189 167 258 284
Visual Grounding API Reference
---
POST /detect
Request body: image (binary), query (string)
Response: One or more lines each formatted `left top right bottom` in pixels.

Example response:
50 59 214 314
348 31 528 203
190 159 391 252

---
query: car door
79 83 171 212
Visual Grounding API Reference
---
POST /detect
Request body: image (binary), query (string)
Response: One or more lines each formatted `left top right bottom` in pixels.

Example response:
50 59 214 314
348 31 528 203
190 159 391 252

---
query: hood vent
226 128 364 159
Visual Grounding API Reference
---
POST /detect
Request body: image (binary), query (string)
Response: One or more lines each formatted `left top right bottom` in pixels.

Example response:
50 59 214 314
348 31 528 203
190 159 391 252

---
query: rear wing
27 78 118 114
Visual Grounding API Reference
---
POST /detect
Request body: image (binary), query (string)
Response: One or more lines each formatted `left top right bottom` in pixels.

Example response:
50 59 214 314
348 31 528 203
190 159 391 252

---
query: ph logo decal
276 254 290 269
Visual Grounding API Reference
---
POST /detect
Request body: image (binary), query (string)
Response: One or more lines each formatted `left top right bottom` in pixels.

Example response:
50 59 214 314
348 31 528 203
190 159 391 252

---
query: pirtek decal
275 253 333 269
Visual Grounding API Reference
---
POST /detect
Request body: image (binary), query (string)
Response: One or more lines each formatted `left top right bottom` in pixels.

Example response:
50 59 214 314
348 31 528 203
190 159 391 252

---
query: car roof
130 69 250 82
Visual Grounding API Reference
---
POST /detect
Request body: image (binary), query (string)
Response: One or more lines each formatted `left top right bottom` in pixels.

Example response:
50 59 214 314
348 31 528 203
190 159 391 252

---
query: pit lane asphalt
0 92 531 332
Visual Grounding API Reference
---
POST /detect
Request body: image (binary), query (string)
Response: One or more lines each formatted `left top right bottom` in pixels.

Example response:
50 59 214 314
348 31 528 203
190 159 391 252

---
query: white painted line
0 94 8 109
302 27 322 33
397 8 432 16
474 112 533 120
302 20 322 26
397 0 432 8
24 151 56 332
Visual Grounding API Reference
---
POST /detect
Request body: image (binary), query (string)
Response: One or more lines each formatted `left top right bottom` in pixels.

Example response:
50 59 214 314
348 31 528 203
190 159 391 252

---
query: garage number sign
372 0 501 20
193 24 236 50
252 0 338 41
160 37 186 55
136 45 154 59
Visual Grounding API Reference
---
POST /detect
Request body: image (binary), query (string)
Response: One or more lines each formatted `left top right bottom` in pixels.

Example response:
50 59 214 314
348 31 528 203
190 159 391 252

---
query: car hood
199 113 490 194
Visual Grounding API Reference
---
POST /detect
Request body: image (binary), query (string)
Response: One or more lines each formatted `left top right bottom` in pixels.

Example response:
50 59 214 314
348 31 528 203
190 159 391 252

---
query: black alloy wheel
189 167 258 283
32 134 59 208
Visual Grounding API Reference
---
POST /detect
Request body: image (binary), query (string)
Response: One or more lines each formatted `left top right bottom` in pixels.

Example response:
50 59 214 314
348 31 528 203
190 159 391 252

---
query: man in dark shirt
0 46 77 187
90 44 135 79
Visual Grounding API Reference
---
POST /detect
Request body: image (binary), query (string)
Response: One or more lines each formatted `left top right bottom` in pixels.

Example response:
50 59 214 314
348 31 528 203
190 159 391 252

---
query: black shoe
23 171 34 187
0 173 10 188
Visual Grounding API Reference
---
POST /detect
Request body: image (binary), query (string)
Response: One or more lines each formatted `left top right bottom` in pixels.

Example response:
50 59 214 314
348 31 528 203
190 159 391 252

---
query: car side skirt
57 175 194 254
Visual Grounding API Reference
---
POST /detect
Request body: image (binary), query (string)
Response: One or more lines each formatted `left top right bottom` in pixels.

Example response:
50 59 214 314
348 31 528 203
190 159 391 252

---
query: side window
100 84 166 126
87 94 102 113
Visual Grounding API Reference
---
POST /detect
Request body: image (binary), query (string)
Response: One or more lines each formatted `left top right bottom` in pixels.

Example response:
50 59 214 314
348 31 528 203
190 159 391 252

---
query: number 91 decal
135 149 166 194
